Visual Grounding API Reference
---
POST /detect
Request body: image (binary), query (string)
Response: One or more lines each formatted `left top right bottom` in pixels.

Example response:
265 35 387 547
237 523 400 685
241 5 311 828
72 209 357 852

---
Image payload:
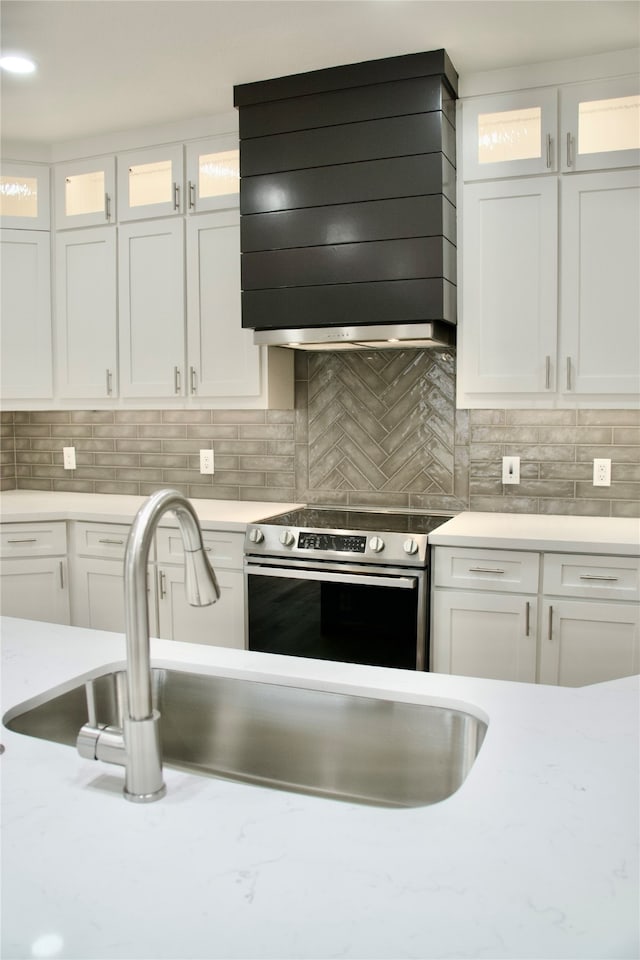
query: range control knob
248 528 264 544
279 530 296 547
403 538 419 556
368 536 385 554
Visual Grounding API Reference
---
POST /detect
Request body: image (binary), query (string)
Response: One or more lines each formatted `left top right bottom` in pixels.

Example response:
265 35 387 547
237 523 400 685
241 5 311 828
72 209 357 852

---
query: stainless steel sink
4 669 487 807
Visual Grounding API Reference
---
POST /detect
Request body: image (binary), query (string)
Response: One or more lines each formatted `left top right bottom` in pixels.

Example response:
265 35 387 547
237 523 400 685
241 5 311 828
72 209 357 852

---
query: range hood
234 50 458 351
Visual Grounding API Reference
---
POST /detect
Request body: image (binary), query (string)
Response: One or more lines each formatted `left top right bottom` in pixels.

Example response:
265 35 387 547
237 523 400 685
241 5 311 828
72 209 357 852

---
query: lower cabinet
71 556 157 636
0 521 70 624
156 565 244 647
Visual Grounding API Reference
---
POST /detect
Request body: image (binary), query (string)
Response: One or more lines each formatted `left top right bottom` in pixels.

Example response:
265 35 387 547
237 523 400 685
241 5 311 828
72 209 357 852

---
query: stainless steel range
244 508 452 671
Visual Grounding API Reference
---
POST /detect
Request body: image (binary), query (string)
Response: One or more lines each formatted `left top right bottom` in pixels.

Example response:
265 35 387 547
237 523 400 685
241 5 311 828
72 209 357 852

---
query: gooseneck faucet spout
77 489 220 802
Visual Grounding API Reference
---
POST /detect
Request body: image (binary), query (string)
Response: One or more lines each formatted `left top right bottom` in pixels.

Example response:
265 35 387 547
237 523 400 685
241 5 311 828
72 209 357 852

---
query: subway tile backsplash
1 352 638 517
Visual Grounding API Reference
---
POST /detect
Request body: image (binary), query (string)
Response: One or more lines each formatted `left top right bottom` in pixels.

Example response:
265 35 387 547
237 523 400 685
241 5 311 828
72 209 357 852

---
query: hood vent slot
234 49 458 350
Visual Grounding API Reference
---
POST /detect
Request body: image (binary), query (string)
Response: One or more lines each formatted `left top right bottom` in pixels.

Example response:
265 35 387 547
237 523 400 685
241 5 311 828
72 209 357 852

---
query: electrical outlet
593 458 611 487
63 446 76 470
502 456 520 484
199 449 214 475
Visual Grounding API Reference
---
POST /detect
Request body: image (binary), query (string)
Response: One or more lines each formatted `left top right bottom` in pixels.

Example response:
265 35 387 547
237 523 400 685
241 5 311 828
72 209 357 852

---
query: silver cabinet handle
545 355 551 389
159 569 167 600
190 366 197 394
173 183 180 210
566 132 574 167
525 601 531 637
106 368 113 396
546 133 552 168
104 193 112 221
188 181 196 210
59 560 65 589
548 605 553 641
7 537 37 544
468 566 506 575
98 538 124 546
174 366 181 394
566 357 572 391
579 574 619 582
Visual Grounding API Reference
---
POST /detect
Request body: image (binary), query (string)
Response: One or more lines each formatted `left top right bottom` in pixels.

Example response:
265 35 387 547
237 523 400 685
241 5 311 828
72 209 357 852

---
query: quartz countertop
0 489 303 531
429 511 640 555
2 617 638 960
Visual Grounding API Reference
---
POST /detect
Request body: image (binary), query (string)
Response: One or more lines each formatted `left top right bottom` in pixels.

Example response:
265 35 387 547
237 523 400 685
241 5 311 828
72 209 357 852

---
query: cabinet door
54 156 115 229
540 598 639 686
0 162 50 229
560 169 640 396
561 75 640 173
0 557 69 624
459 178 557 396
117 145 184 221
186 211 260 397
56 227 118 398
118 219 185 397
462 87 558 181
185 136 239 213
432 590 537 681
157 565 244 648
0 229 52 399
71 557 157 636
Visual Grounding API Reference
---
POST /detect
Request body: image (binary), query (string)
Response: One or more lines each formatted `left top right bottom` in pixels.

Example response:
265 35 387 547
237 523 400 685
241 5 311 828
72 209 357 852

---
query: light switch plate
63 446 76 470
502 456 520 484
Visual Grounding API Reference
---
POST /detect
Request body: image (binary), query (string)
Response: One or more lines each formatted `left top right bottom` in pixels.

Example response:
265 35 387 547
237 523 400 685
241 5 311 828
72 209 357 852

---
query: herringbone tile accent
305 351 457 497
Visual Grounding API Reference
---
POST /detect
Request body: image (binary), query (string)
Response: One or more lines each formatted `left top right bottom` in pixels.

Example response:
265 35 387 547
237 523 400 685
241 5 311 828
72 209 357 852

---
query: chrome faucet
77 489 220 802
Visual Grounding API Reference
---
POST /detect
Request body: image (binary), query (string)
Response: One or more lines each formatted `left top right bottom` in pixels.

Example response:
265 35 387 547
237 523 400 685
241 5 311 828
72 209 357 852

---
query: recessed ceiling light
0 55 37 75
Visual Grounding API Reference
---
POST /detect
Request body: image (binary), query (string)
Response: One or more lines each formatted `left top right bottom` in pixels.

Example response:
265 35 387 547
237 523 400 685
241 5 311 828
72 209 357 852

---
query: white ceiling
1 0 639 148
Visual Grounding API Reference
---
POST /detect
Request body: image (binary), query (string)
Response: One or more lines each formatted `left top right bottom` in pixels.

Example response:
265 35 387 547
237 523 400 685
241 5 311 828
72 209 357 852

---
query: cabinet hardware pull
566 357 572 391
159 569 167 599
59 561 65 589
579 574 619 582
468 566 506 575
546 133 552 168
98 538 124 546
190 366 197 394
545 355 551 389
174 366 181 394
173 183 180 210
106 368 113 396
7 538 37 544
188 181 196 210
525 601 531 637
566 132 573 167
548 605 553 641
104 193 111 221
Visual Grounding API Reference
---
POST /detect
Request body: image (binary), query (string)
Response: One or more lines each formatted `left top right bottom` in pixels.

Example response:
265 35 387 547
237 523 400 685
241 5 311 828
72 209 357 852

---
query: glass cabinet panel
54 157 115 229
117 145 183 221
478 107 542 164
578 95 640 155
128 160 173 208
198 149 239 201
0 163 50 229
64 170 105 217
186 136 239 212
561 76 640 172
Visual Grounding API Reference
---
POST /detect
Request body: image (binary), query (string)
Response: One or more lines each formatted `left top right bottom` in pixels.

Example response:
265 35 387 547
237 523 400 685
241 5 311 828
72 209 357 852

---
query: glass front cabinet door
54 156 115 229
560 75 640 172
117 145 184 221
0 162 50 229
185 136 240 213
462 88 558 181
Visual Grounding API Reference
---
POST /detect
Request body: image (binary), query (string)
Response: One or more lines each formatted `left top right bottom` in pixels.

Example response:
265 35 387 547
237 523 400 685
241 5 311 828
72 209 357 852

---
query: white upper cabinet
56 227 118 398
1 229 52 399
117 144 184 221
186 211 260 398
460 177 558 395
560 76 640 173
462 88 558 180
0 162 50 229
185 136 239 214
54 156 115 229
560 169 640 396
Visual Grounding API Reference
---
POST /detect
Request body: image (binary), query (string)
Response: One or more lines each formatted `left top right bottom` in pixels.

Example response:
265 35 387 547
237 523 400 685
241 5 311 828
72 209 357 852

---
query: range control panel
297 532 367 553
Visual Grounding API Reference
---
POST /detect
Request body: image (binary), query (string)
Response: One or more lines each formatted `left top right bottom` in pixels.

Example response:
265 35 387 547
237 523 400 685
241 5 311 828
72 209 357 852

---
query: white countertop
2 617 639 960
0 489 303 531
429 511 640 556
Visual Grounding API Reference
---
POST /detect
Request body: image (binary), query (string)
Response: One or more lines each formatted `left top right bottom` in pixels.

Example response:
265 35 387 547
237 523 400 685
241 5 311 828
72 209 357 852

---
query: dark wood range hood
233 49 458 350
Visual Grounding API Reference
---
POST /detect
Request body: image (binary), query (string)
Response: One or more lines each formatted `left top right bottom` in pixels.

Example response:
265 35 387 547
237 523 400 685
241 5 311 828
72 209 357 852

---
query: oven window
247 573 420 670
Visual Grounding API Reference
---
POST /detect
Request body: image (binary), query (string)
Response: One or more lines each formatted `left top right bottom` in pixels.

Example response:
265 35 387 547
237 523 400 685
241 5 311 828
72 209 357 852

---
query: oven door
244 556 427 670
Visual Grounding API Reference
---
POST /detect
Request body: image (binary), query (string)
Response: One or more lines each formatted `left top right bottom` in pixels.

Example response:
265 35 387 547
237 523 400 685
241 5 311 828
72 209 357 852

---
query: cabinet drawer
70 522 134 560
543 554 640 602
433 547 540 594
0 522 67 558
155 527 244 570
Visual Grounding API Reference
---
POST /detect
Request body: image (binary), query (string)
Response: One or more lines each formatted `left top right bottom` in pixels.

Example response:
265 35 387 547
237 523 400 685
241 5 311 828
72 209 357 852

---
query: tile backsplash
1 351 638 517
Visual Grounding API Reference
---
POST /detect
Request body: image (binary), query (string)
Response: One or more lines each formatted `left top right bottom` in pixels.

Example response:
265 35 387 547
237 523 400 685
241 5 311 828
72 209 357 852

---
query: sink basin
4 668 487 807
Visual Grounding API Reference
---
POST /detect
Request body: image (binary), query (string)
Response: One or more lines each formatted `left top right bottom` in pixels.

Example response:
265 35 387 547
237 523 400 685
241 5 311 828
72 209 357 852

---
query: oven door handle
245 563 417 590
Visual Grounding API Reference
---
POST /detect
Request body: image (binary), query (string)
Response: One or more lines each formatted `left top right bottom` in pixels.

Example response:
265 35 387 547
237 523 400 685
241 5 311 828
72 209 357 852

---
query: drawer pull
579 574 619 582
7 537 38 544
98 538 125 546
468 566 506 575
